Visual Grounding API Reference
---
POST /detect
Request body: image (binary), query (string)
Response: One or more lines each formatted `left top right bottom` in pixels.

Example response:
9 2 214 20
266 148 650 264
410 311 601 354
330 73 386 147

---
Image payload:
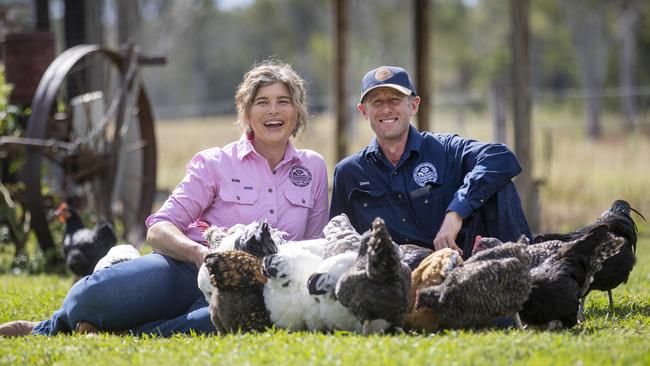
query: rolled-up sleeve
446 135 522 218
146 152 217 231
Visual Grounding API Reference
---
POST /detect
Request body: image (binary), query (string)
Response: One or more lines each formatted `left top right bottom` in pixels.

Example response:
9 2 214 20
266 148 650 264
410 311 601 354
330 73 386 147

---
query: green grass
1 223 649 365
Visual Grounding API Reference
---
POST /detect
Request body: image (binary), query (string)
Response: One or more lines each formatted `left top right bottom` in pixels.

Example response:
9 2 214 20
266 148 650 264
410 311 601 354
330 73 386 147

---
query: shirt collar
364 124 423 160
236 133 302 164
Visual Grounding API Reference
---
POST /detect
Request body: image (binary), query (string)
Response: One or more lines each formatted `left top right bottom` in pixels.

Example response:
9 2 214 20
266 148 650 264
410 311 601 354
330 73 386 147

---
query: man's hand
433 211 463 256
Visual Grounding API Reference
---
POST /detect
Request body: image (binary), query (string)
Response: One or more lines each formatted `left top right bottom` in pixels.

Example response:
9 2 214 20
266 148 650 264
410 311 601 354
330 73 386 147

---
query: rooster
519 224 625 329
55 202 117 279
335 218 412 335
204 250 271 333
415 243 532 330
532 200 643 315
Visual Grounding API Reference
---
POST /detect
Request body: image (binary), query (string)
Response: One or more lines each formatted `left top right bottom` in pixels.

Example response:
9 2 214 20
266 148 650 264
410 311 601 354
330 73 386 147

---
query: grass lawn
1 221 649 365
1 109 649 365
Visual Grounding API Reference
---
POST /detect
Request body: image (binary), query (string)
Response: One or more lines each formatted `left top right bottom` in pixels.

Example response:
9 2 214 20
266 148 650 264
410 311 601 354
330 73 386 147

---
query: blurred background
1 0 649 237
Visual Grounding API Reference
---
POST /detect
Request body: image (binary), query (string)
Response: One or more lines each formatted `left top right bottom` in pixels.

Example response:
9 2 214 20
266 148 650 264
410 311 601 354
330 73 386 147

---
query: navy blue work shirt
329 125 522 249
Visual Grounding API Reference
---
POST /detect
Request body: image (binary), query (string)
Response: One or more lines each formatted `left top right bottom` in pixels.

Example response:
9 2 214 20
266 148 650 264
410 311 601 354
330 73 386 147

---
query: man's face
358 88 420 143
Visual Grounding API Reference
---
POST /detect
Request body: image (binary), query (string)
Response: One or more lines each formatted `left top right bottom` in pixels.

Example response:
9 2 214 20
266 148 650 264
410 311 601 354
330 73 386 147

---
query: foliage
0 223 648 365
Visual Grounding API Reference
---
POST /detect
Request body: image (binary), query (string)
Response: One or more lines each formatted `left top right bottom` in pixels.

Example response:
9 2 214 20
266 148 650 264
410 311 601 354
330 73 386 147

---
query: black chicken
519 224 625 329
56 203 117 279
335 217 412 335
204 250 271 333
532 199 643 315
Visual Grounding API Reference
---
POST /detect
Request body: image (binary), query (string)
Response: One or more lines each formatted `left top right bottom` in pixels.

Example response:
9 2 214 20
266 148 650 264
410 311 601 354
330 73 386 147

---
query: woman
0 61 329 337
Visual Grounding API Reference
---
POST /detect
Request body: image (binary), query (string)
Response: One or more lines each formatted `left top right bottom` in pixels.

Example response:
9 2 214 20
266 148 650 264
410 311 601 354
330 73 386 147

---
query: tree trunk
617 0 642 132
563 1 610 139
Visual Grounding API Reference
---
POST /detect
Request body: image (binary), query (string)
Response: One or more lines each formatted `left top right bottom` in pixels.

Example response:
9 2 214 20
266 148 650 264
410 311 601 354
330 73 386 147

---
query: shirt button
236 195 240 200
270 209 275 214
273 170 276 175
480 198 484 203
268 188 273 193
393 171 398 175
301 199 306 204
397 193 402 199
363 203 368 207
424 199 429 204
401 217 406 223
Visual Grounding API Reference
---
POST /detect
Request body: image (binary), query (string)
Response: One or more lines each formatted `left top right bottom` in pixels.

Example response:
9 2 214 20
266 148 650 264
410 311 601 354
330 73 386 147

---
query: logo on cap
374 67 392 81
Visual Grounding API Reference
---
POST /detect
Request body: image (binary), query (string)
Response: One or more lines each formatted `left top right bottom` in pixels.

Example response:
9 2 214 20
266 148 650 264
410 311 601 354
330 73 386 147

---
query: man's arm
433 211 463 255
433 135 521 252
446 136 521 219
146 221 209 268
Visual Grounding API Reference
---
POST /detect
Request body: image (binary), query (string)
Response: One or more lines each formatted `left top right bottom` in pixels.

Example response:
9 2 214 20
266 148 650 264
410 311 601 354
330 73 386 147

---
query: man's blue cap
360 66 417 102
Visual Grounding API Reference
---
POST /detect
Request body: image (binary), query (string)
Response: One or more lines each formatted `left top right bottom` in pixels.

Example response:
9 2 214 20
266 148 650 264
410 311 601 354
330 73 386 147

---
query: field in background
156 106 650 233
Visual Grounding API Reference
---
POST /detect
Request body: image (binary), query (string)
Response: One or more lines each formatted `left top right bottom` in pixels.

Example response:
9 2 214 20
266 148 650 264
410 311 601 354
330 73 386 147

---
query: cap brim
360 84 413 102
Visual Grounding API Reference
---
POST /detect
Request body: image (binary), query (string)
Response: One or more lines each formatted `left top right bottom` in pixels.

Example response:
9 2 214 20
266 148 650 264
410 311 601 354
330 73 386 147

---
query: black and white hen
204 250 271 333
335 217 412 335
532 199 643 314
415 243 532 330
56 202 117 279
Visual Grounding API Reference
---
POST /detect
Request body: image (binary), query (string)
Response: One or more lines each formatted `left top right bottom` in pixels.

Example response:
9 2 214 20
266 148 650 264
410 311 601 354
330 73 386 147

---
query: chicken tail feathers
366 218 401 281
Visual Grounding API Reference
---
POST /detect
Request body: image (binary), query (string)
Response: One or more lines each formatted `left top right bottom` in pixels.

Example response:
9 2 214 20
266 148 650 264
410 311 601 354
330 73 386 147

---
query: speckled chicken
519 224 625 329
198 221 280 302
405 248 463 332
204 250 271 333
415 243 532 330
335 218 412 335
532 200 643 315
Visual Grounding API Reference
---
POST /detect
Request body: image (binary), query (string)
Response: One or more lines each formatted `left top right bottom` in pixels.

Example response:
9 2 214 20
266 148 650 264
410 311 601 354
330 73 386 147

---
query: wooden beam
334 0 348 162
414 0 431 132
509 0 536 231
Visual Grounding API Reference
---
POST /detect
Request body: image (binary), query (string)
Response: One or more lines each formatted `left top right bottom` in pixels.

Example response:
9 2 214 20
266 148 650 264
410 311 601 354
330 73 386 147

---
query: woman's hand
432 211 463 256
147 221 209 268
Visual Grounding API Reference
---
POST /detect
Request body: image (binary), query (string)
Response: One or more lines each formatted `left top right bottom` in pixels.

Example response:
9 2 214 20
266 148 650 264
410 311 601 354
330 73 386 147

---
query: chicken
532 199 643 315
335 218 412 335
306 251 361 332
198 221 280 302
55 202 117 279
399 244 434 271
322 213 362 258
405 248 463 332
519 224 625 329
93 244 141 272
204 250 271 333
415 243 532 330
262 245 325 331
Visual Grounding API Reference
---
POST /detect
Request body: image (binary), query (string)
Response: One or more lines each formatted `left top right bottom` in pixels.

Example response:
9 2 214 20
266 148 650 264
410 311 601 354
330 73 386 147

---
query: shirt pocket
218 184 259 205
349 188 386 210
283 187 314 209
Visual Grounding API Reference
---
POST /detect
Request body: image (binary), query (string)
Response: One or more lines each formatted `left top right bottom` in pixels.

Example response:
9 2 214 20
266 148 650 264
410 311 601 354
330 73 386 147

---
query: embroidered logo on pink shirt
289 165 312 187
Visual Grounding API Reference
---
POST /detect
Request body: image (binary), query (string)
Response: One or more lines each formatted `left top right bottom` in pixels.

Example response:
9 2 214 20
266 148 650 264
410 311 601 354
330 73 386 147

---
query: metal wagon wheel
22 44 157 257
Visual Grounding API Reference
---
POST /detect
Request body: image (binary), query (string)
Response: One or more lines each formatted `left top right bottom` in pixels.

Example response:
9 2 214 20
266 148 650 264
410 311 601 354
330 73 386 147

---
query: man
330 66 531 257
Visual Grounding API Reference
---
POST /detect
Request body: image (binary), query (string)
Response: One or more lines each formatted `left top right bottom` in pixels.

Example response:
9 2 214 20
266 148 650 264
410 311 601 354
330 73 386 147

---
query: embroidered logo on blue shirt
289 165 312 187
413 162 438 187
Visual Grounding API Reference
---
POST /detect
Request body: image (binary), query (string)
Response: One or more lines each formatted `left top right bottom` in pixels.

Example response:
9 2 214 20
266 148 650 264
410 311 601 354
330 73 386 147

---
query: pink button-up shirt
146 134 329 244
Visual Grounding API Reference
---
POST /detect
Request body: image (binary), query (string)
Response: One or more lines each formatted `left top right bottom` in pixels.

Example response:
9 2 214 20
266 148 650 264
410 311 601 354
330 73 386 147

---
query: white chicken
93 244 141 273
262 246 325 330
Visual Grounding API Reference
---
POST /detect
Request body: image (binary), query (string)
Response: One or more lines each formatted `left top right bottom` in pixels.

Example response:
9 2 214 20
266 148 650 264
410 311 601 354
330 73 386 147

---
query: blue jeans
31 253 216 337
